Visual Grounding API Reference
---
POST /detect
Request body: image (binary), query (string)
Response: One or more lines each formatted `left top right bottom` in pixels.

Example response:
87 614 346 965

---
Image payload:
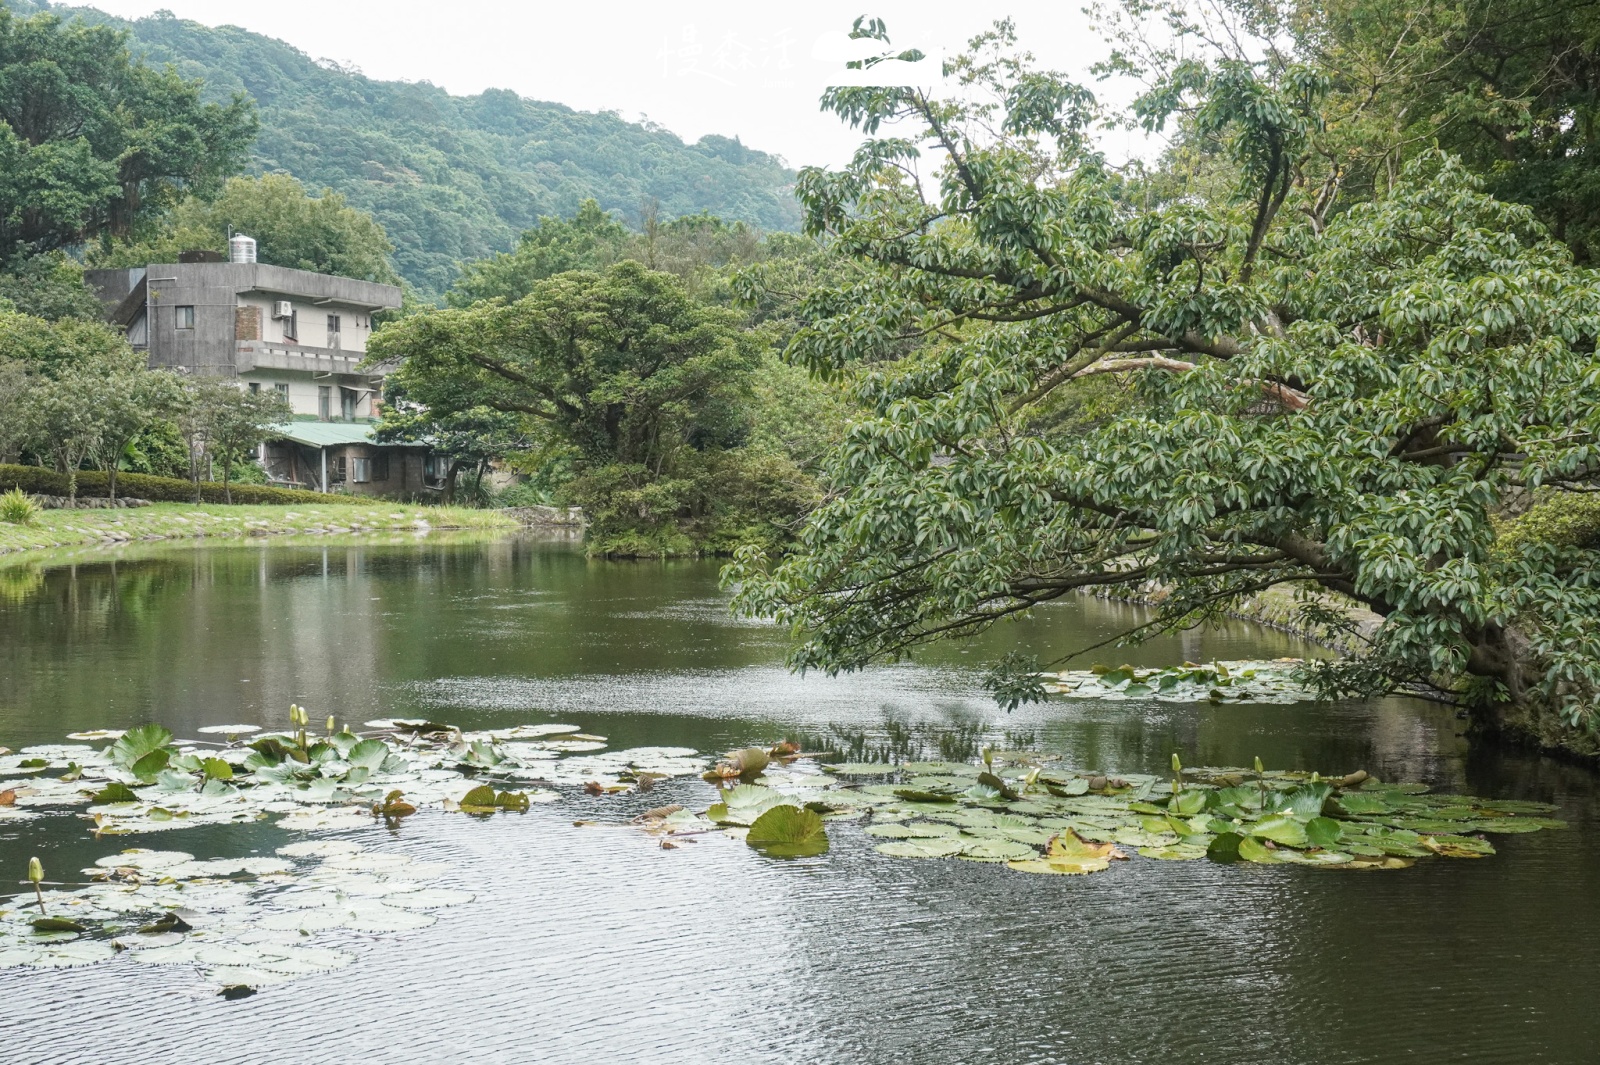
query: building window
327 314 342 347
248 382 260 394
340 388 357 422
372 453 390 482
318 386 331 421
333 456 348 484
274 383 289 401
351 457 372 483
284 309 298 341
175 305 195 329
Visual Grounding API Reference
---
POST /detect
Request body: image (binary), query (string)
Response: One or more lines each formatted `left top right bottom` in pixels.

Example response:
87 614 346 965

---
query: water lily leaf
458 785 499 812
1049 829 1126 863
892 788 958 803
746 804 829 857
28 942 116 968
1422 835 1497 858
1139 844 1208 860
30 917 86 933
1006 856 1111 875
1250 815 1309 848
1236 836 1280 863
92 782 140 804
195 725 261 736
975 771 1019 800
823 763 899 776
1305 817 1344 849
1465 818 1547 834
130 748 170 782
957 837 1036 862
108 724 173 770
1169 790 1207 816
345 739 391 772
1207 832 1244 862
876 837 965 859
201 758 234 782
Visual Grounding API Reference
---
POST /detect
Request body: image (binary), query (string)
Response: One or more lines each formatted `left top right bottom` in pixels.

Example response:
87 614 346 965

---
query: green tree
1241 0 1600 262
0 6 255 260
90 359 182 501
729 22 1600 754
206 384 292 503
0 252 102 321
448 199 627 306
0 355 36 464
372 260 792 551
94 173 399 284
30 358 113 504
0 307 131 378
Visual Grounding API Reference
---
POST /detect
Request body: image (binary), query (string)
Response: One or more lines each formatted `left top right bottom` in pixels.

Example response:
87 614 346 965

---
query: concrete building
85 252 404 422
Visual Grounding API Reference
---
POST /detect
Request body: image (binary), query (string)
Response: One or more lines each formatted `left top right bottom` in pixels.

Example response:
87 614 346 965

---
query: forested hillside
11 1 800 298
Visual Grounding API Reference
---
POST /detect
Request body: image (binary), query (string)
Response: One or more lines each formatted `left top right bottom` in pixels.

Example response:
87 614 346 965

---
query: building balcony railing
234 341 379 377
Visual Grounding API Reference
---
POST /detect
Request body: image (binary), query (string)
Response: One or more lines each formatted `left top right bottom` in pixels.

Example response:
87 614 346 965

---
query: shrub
0 486 38 525
0 464 372 506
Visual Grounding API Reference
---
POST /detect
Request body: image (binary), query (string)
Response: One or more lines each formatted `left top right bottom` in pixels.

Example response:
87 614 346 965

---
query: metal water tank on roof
229 234 258 264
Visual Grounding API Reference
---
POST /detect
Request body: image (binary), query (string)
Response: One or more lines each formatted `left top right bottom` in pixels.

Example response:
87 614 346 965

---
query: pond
1 534 1597 1064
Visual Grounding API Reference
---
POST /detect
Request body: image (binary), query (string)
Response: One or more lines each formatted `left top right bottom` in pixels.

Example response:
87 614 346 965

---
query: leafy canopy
93 173 399 285
728 20 1600 738
0 5 255 260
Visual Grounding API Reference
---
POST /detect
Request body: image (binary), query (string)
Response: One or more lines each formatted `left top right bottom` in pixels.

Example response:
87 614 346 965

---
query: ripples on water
1 535 1597 1064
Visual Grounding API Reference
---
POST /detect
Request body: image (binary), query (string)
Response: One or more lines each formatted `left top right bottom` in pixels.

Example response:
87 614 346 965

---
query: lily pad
745 804 829 858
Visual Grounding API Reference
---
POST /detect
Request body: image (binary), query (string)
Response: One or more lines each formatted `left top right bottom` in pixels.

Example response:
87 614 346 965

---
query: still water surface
1 534 1597 1064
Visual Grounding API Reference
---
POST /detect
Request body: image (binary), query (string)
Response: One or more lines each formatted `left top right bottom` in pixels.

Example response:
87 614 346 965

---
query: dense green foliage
8 1 800 298
371 260 818 554
728 18 1600 753
93 173 400 285
0 462 341 504
1250 0 1600 262
0 5 254 261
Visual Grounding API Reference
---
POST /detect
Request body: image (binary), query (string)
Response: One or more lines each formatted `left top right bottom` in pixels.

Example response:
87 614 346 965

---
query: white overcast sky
78 1 1151 170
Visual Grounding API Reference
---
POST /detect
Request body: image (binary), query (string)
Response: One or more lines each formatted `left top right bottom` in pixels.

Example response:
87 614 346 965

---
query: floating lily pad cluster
0 841 472 995
660 754 1565 873
1041 659 1317 703
0 718 709 835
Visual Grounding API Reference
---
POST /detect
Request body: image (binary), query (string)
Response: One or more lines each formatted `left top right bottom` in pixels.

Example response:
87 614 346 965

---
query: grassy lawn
0 502 519 558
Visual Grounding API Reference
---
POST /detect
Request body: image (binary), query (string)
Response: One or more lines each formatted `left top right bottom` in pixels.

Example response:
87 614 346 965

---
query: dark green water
1 534 1596 1064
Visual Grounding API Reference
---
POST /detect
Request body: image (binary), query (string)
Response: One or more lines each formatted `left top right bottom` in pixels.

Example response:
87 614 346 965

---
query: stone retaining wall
499 505 585 527
29 495 152 510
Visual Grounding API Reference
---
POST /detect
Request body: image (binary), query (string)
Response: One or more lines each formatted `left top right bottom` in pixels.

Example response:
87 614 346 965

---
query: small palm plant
0 487 39 526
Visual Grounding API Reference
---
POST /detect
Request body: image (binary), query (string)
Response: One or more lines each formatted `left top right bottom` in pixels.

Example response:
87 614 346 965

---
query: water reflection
0 534 1596 1064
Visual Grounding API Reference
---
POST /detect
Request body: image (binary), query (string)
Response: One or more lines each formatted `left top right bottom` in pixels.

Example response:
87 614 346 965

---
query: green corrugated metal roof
269 422 390 448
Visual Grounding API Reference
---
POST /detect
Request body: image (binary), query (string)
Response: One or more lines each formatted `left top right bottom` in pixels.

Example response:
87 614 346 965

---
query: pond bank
0 502 519 560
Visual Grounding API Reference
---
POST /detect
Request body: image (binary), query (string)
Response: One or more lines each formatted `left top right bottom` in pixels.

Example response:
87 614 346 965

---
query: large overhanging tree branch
728 18 1600 735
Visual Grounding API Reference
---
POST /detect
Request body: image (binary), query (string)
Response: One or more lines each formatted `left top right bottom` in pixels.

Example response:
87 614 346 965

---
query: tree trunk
67 467 77 508
443 460 462 504
223 457 233 505
1467 627 1600 761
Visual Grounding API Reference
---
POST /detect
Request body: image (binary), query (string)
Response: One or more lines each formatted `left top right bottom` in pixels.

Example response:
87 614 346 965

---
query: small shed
262 423 441 499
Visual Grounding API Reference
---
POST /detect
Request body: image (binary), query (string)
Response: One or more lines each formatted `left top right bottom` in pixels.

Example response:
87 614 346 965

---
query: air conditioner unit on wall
272 301 293 319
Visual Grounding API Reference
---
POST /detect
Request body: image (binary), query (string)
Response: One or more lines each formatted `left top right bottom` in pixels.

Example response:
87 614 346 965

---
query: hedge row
0 464 368 506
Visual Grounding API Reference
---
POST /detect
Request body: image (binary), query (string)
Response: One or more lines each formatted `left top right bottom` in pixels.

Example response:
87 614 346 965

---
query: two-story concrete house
85 241 443 498
86 241 402 420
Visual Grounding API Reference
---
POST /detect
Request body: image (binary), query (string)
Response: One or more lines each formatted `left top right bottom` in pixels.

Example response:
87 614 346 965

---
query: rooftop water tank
229 234 258 264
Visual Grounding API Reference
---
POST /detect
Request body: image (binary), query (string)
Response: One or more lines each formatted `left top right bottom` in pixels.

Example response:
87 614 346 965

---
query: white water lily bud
326 716 336 734
1253 756 1265 774
1171 753 1182 774
27 857 42 884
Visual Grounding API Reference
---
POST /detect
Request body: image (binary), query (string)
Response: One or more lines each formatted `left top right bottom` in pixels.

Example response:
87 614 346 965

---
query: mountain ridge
11 1 801 297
